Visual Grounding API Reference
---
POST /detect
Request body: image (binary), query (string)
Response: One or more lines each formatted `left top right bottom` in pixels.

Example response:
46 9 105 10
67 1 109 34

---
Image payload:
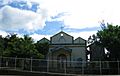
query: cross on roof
60 26 64 31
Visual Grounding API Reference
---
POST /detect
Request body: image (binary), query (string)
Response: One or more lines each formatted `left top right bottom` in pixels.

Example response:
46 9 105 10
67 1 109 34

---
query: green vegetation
89 24 120 61
35 41 49 57
0 34 49 59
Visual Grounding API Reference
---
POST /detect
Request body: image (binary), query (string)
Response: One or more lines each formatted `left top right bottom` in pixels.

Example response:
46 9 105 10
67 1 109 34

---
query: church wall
48 45 86 60
46 31 87 68
68 47 86 60
69 46 86 67
48 47 71 68
48 45 87 68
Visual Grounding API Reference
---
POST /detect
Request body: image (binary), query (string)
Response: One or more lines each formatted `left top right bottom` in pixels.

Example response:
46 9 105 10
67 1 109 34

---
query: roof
51 31 73 38
38 37 50 43
74 37 86 41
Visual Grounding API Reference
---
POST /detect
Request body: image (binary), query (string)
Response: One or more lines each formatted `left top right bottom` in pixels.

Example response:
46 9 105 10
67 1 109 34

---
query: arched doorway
57 54 67 69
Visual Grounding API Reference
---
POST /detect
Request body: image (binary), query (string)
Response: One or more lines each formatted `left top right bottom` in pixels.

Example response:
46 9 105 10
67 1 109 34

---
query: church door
57 54 67 69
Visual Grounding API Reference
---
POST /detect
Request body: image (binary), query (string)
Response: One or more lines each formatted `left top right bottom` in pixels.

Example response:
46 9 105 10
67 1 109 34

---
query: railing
0 57 120 75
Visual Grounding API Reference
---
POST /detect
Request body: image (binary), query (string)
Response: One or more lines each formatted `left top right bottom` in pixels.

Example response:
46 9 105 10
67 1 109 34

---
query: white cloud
1 0 120 31
68 31 97 40
2 0 120 31
1 0 120 39
0 30 8 37
31 0 120 28
2 0 10 5
30 33 51 42
0 5 47 32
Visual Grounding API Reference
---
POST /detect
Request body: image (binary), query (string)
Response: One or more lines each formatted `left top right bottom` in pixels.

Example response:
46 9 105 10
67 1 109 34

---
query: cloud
1 0 120 32
30 33 51 41
68 31 97 40
32 0 120 29
0 30 8 37
1 0 120 41
0 5 47 32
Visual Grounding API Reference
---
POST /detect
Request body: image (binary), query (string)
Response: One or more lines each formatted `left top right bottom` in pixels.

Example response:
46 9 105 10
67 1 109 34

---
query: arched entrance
57 54 67 69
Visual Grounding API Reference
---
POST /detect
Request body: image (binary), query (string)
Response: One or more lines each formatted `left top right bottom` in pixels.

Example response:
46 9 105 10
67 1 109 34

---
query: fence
0 57 120 75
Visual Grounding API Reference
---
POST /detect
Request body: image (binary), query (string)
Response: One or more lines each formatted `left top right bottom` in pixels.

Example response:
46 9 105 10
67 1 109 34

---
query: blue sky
0 0 120 41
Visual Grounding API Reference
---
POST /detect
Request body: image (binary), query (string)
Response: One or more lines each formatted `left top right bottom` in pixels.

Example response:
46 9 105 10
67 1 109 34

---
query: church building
40 31 87 68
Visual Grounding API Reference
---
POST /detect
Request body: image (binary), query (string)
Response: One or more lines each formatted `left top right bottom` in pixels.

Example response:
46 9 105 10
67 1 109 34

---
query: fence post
82 61 84 75
64 60 66 75
6 57 8 67
47 59 49 72
0 56 1 68
100 61 102 75
30 57 32 72
22 58 24 70
118 60 119 74
15 56 17 69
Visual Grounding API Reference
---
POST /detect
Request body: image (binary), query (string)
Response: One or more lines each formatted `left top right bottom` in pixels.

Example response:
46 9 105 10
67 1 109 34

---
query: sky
0 0 120 41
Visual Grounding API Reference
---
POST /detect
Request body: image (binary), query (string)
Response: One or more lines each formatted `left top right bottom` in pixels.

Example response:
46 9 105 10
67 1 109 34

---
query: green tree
18 35 44 58
3 34 44 59
88 24 120 61
0 35 5 56
35 41 49 57
97 24 120 60
3 34 21 57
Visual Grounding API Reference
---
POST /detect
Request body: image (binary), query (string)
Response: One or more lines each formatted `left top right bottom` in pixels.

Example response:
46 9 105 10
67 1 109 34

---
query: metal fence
0 57 120 75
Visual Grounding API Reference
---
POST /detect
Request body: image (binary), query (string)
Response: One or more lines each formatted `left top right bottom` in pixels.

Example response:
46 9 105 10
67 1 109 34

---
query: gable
39 37 50 43
74 37 86 44
51 31 73 44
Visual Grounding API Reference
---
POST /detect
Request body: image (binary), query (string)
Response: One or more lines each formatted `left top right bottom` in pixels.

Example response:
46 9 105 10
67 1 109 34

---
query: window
61 33 63 36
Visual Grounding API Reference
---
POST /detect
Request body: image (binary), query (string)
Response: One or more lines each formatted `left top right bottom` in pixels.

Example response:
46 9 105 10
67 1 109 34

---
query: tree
3 34 21 57
17 35 44 58
3 34 44 59
0 35 5 56
97 24 120 60
35 41 49 57
88 34 99 44
88 23 120 61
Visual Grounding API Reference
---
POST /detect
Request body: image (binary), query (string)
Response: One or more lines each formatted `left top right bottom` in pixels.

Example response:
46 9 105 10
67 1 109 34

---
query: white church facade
40 31 87 68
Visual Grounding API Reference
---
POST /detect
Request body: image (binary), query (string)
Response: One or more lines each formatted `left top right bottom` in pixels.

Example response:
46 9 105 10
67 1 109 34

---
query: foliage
89 24 120 60
88 34 99 44
97 24 120 60
0 35 5 56
1 34 44 59
35 41 49 56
